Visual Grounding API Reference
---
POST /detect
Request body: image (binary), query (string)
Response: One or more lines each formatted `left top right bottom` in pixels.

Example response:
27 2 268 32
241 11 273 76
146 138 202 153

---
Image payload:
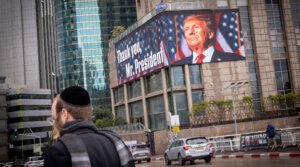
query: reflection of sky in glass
55 0 137 106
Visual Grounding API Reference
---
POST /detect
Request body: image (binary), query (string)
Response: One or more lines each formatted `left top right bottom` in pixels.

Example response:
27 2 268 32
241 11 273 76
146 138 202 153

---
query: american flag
215 11 244 56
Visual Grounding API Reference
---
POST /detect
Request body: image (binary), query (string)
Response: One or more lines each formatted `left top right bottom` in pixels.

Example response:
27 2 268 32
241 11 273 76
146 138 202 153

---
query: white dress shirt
192 46 215 63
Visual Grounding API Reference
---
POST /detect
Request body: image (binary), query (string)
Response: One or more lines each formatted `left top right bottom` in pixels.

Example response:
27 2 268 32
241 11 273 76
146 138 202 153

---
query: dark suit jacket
173 49 244 65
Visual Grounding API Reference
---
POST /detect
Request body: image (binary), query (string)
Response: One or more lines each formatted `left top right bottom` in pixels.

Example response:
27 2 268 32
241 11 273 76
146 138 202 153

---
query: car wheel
204 157 211 163
178 154 185 166
147 158 151 163
165 155 171 165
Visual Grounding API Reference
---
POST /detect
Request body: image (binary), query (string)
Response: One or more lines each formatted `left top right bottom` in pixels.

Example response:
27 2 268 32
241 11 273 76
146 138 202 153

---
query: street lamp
19 128 42 158
225 81 249 135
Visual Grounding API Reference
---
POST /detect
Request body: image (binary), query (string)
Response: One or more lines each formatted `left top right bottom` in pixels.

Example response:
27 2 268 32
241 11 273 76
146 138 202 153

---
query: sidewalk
151 146 300 161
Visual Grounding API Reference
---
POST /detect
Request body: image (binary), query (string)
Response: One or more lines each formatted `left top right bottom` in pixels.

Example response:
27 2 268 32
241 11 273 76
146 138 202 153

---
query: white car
131 144 151 163
164 137 213 165
24 156 44 167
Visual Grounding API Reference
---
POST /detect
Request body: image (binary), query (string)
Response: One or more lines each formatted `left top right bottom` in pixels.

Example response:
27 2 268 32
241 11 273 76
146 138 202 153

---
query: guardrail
99 123 145 134
207 127 300 153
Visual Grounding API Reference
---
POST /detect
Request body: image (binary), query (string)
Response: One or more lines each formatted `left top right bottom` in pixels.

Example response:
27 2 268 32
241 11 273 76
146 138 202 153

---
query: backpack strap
98 130 135 167
59 133 91 167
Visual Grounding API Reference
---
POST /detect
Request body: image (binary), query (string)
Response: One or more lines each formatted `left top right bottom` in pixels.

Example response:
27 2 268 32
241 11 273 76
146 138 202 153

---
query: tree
111 26 126 38
93 107 127 128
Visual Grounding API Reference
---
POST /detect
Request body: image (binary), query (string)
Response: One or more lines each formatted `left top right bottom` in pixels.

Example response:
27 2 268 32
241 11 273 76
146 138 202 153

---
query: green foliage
111 26 126 37
93 107 127 128
242 96 253 104
93 107 113 120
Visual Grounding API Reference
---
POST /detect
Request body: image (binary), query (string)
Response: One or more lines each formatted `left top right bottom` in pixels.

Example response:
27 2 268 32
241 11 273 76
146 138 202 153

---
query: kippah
60 86 90 106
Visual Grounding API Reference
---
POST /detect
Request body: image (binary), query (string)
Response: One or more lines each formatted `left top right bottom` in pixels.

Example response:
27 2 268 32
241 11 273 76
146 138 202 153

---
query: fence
190 97 300 127
207 127 300 153
100 122 145 134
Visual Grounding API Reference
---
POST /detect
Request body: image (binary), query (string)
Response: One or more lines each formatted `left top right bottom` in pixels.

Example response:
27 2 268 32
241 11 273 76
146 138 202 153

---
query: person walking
266 121 277 150
44 86 134 167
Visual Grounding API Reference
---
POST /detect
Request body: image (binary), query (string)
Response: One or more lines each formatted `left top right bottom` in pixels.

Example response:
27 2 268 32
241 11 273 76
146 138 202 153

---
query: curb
151 152 300 161
212 152 300 159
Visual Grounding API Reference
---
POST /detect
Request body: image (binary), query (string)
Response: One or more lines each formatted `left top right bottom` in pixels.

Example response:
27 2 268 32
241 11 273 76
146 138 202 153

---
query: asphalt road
136 157 300 167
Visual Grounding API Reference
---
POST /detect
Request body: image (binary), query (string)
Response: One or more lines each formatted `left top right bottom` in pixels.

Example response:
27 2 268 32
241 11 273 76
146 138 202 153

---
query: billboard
115 9 245 84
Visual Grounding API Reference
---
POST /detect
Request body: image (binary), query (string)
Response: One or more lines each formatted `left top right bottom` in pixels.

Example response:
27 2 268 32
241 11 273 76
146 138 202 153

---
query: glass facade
175 92 189 125
145 71 162 93
291 0 300 51
55 0 137 106
115 105 126 119
147 96 166 130
127 80 141 99
189 65 202 85
265 0 291 95
172 66 185 86
129 101 144 124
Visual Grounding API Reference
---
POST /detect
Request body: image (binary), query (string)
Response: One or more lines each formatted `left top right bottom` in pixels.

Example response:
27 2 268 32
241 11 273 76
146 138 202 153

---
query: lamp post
225 81 249 135
20 128 42 158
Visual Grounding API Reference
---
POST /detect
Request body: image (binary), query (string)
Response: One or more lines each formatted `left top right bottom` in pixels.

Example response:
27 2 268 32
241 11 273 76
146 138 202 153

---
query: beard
51 115 63 140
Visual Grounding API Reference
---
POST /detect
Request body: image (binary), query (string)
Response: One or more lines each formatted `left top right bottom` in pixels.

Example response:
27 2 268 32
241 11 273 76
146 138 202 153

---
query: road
136 157 300 167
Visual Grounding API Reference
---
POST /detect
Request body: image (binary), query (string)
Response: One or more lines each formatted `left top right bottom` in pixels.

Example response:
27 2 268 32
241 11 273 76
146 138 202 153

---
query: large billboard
115 9 245 84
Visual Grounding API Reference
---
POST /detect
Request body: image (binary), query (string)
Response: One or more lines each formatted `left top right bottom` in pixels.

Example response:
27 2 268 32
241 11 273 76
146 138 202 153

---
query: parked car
131 144 151 163
164 137 213 165
24 156 44 167
3 162 14 167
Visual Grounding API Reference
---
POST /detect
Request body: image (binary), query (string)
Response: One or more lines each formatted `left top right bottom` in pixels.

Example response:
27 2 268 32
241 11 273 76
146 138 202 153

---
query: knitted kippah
60 86 90 106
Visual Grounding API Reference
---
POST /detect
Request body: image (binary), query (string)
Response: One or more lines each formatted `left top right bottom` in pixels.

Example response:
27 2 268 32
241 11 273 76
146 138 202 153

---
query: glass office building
55 0 137 106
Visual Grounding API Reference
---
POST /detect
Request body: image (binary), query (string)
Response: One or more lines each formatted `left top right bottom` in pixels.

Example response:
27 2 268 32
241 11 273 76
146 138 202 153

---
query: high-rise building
0 88 8 162
108 0 300 131
7 88 52 158
54 0 137 107
0 0 58 96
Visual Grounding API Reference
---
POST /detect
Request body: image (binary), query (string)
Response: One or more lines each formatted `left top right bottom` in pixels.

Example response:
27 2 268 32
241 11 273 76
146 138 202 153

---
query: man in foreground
44 86 134 167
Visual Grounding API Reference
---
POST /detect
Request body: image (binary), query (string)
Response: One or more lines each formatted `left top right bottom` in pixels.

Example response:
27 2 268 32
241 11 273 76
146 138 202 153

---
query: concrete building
0 0 58 97
54 0 137 107
6 88 52 158
108 0 300 131
0 88 8 162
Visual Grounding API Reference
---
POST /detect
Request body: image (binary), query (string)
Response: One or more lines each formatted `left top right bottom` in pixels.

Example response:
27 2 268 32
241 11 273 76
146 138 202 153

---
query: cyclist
266 121 277 151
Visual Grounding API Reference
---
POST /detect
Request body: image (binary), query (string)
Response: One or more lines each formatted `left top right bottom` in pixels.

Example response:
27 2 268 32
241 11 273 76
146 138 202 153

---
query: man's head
183 15 215 54
51 86 92 139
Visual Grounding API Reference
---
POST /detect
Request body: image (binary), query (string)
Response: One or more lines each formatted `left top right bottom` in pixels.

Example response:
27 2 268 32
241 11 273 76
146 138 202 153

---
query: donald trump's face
183 16 214 53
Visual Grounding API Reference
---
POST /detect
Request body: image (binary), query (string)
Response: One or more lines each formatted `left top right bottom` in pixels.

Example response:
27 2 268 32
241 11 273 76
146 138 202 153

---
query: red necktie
196 54 205 64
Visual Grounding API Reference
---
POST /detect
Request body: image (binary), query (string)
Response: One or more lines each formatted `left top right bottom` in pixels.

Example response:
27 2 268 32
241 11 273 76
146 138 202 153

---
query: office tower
54 0 137 107
0 0 58 96
6 88 52 158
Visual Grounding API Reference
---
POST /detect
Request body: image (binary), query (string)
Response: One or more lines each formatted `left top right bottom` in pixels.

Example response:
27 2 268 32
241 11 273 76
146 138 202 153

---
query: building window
248 61 261 112
129 101 144 125
274 59 291 93
172 66 185 86
147 96 165 130
189 65 202 84
291 0 300 51
239 5 254 56
127 80 141 99
266 0 286 54
175 92 189 125
115 105 126 120
192 91 204 104
145 71 162 94
113 86 124 103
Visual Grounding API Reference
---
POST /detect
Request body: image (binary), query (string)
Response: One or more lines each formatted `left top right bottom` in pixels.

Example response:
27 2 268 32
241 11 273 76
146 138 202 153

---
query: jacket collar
60 120 98 136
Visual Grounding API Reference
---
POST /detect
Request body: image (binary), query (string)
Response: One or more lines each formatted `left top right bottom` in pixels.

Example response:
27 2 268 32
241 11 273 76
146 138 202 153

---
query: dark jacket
173 49 244 65
44 120 121 167
266 124 276 138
